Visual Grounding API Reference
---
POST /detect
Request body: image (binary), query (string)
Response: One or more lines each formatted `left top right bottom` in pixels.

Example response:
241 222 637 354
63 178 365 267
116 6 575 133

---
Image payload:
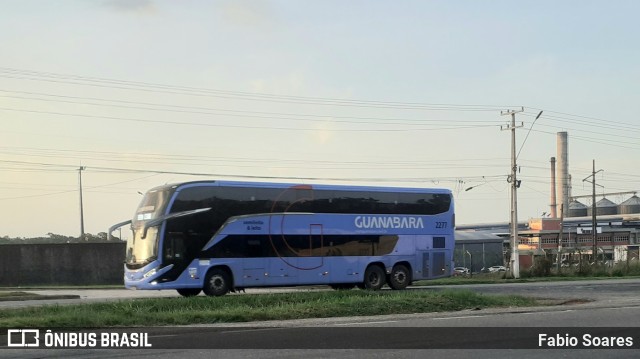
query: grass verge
0 289 538 328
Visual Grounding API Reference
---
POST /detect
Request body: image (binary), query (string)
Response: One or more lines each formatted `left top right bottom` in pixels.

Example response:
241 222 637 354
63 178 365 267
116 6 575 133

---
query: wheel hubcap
369 273 380 285
211 276 223 290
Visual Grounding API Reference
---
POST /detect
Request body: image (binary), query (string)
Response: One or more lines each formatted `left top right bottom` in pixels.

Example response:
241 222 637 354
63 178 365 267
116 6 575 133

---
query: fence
0 242 125 286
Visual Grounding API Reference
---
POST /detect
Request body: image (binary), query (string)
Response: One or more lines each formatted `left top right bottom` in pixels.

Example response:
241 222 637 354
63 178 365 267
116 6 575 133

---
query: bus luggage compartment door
416 251 447 279
266 257 298 285
432 251 448 278
242 258 266 287
418 251 430 279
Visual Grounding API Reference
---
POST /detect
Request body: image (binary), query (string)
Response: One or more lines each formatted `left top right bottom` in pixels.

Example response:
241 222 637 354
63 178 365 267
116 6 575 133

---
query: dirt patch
0 291 80 301
557 298 593 305
535 298 593 306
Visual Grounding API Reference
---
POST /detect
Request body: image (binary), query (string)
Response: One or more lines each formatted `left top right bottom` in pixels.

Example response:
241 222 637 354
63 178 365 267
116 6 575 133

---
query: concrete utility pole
501 107 524 278
557 204 564 272
550 157 557 218
583 160 603 264
79 166 86 240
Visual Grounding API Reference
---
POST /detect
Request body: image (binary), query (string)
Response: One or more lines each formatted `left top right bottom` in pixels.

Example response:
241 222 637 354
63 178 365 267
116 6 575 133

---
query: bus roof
149 180 452 195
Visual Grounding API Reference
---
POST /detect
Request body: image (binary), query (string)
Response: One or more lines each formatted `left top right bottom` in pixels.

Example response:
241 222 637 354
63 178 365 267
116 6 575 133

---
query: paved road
2 279 639 358
417 278 640 308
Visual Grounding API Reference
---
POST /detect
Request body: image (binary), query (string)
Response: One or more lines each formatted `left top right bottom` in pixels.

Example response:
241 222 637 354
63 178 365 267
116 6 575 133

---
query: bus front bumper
124 263 174 290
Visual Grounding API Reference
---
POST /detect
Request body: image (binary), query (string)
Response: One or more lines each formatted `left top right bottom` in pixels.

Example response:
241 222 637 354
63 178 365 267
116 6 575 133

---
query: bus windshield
126 188 172 269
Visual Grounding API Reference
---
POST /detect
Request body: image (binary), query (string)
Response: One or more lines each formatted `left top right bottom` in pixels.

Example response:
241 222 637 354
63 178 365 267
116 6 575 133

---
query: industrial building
455 131 640 271
518 199 640 268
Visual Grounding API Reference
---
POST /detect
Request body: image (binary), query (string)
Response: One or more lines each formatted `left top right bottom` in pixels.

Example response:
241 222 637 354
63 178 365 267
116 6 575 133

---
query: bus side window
433 237 446 249
246 238 267 258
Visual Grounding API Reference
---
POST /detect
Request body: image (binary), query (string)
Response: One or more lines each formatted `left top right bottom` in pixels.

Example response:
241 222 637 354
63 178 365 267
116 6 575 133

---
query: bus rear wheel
203 268 231 296
388 264 410 290
176 288 201 297
363 265 385 290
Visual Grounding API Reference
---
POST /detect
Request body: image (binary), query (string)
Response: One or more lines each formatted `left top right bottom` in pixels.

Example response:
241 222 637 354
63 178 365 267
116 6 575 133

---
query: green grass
414 273 588 286
0 289 538 328
414 264 640 286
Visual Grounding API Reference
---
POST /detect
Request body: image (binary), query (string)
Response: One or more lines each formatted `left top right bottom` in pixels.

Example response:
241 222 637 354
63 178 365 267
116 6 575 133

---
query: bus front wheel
203 268 231 296
363 265 385 290
388 264 410 290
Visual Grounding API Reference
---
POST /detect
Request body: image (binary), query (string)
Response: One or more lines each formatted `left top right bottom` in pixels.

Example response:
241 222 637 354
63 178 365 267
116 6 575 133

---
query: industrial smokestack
556 132 569 216
550 157 557 218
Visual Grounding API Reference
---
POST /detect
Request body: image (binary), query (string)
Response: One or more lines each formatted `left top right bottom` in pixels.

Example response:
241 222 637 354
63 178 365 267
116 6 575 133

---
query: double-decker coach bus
110 181 454 296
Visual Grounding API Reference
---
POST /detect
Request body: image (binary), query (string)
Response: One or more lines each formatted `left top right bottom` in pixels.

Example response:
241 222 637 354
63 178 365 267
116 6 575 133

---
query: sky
1 0 639 238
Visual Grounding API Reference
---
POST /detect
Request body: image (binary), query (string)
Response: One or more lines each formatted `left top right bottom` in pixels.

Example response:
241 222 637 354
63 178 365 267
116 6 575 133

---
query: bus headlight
143 267 157 279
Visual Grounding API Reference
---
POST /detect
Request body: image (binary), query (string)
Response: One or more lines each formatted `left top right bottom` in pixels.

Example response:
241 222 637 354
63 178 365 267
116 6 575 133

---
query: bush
531 257 552 277
611 268 624 277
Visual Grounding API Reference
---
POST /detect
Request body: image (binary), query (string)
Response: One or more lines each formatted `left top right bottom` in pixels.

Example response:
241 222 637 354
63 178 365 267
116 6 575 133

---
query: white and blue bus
110 181 455 296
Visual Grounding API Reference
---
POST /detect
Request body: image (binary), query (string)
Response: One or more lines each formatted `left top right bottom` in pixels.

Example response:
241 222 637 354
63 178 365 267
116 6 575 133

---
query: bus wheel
203 268 231 296
388 264 410 290
363 265 385 290
176 288 201 297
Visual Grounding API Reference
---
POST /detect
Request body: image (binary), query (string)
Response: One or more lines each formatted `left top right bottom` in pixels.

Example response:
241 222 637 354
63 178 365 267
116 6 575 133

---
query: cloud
220 0 273 28
102 0 157 15
249 71 306 94
311 121 336 145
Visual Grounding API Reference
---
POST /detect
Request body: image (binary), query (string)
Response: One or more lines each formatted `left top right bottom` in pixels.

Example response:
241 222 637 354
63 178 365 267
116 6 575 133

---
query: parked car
453 267 470 275
488 265 507 272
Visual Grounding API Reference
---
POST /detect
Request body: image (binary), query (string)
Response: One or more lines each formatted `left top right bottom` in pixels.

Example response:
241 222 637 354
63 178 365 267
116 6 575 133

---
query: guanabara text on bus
110 181 455 296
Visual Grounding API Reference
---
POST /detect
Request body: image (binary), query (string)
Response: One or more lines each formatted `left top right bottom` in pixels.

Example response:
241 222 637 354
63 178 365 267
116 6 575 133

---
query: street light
465 183 486 192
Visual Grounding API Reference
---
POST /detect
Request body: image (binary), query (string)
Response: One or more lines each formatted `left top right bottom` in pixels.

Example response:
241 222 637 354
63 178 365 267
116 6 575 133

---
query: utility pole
79 166 86 240
550 157 557 218
583 160 603 264
557 204 564 272
501 107 524 278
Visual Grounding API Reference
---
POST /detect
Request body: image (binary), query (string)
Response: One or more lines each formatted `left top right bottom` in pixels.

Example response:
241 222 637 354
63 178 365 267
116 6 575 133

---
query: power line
0 158 505 184
0 89 504 126
0 173 160 201
0 107 498 133
0 147 517 173
3 68 639 140
527 107 640 131
0 67 512 111
529 128 640 150
516 110 543 160
3 71 639 150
